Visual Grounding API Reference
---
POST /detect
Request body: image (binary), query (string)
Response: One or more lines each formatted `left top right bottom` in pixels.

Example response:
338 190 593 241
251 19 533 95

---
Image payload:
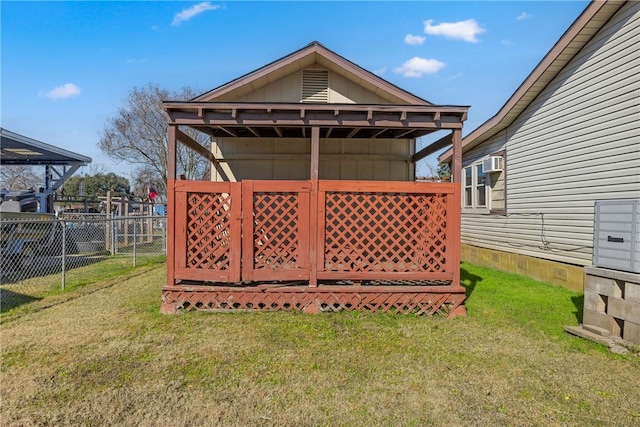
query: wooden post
451 129 462 184
450 128 462 289
241 180 255 282
167 125 177 288
309 126 320 287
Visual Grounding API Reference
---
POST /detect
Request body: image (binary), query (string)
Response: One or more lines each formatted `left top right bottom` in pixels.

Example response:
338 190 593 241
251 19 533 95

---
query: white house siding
211 138 413 182
461 1 640 267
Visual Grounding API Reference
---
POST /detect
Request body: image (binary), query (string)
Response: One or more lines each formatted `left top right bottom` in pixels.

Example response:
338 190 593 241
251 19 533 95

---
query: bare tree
99 84 210 193
132 165 165 199
0 165 43 191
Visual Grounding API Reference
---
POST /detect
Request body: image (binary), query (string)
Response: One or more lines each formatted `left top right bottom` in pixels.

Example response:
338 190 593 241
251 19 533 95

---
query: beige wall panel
340 160 358 180
329 73 390 104
236 72 301 102
213 137 412 181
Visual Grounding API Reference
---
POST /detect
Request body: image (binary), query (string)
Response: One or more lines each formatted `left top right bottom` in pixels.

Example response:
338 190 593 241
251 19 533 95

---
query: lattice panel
162 288 465 317
324 192 448 273
252 192 301 270
185 192 233 270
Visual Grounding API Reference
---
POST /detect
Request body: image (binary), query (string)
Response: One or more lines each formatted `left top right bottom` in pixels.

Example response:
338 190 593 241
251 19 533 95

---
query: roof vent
302 69 329 103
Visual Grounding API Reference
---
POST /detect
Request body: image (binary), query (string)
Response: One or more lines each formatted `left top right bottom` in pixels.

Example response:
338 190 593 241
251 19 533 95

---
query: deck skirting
161 283 467 317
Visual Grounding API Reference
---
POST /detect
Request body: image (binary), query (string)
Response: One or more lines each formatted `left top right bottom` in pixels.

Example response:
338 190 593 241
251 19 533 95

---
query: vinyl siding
461 1 640 266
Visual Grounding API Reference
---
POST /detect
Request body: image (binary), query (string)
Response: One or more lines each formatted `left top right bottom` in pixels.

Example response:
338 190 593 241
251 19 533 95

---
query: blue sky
1 1 589 178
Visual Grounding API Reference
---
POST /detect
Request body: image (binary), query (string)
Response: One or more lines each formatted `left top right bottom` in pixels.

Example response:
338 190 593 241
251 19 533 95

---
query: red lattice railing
317 181 459 283
173 181 242 283
241 181 310 282
167 179 462 315
323 192 447 273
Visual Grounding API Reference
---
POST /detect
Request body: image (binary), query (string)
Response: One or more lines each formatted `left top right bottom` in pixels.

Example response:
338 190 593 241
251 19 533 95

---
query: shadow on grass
0 288 42 313
460 267 482 299
571 294 584 324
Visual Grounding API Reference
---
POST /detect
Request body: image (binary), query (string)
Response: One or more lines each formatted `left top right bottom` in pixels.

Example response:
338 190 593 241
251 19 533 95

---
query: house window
476 164 487 207
464 167 473 207
462 161 492 213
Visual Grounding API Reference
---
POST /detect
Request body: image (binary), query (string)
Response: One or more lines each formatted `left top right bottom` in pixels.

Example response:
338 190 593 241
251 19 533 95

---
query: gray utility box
593 199 640 274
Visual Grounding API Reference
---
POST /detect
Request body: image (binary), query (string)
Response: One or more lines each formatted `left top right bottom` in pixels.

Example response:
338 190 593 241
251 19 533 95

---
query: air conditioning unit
482 156 503 173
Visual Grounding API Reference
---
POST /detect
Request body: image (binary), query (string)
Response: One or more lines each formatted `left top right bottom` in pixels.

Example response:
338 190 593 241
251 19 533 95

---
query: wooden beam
347 127 361 138
411 133 453 162
246 127 260 137
372 128 388 138
452 129 462 184
311 126 320 180
168 125 177 180
325 127 333 138
176 129 217 164
217 126 237 137
273 127 283 137
394 129 415 139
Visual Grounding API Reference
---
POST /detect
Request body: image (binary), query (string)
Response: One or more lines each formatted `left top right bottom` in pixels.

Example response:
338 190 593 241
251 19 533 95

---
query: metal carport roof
1 128 91 166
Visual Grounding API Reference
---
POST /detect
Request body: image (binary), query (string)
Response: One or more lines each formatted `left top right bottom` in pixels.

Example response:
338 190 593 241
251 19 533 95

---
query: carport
0 128 92 213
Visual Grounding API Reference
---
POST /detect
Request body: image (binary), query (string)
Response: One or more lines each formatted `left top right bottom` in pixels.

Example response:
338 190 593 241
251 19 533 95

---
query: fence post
106 191 112 252
163 217 167 255
110 213 115 256
61 220 66 291
133 217 137 267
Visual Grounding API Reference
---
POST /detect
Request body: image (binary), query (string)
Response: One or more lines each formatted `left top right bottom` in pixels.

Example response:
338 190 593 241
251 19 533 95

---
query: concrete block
583 324 611 337
584 275 621 297
583 309 622 336
623 321 640 345
583 291 606 312
625 282 640 303
607 297 640 323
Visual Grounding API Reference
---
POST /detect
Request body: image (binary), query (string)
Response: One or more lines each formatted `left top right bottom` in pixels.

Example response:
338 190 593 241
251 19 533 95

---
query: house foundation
461 244 584 291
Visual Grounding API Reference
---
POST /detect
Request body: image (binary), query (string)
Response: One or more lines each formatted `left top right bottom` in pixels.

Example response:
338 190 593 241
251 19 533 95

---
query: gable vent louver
302 69 329 103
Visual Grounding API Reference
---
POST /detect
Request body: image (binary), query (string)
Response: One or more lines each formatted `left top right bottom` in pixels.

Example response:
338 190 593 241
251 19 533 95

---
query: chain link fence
1 215 166 312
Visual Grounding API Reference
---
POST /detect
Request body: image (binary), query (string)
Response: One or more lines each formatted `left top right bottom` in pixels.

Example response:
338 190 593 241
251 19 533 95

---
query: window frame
461 160 491 214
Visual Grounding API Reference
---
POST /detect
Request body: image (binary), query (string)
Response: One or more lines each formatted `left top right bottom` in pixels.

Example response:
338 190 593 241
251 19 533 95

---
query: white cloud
172 2 220 26
393 57 445 78
42 83 81 100
373 67 387 76
445 72 463 82
501 39 513 46
404 34 426 46
126 58 148 64
516 12 533 21
423 19 485 43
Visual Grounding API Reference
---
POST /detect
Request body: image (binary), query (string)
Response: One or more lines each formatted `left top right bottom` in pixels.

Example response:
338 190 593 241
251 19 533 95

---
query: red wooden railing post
309 126 320 287
166 125 177 288
241 180 254 282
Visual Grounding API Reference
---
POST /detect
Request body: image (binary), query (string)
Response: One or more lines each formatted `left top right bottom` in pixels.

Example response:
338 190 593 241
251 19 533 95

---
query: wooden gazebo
160 42 468 316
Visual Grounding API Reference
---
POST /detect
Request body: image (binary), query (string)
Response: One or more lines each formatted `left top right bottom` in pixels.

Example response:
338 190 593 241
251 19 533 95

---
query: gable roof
194 41 432 105
439 0 626 162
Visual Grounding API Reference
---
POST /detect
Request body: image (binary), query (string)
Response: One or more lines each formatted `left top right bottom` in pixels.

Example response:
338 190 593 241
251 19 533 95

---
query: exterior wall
227 68 390 104
211 137 413 181
461 2 640 273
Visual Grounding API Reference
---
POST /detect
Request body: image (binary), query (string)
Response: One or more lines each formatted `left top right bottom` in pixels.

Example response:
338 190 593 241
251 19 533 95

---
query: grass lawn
1 262 639 426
